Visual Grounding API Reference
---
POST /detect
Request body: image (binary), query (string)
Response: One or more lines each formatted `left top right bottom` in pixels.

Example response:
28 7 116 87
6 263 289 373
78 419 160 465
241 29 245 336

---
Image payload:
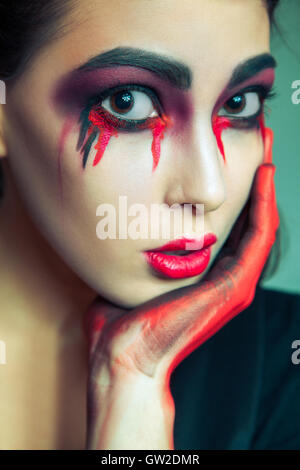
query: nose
164 119 226 213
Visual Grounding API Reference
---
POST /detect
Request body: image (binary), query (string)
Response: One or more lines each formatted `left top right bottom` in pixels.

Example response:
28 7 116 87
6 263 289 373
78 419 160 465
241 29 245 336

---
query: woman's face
2 0 275 307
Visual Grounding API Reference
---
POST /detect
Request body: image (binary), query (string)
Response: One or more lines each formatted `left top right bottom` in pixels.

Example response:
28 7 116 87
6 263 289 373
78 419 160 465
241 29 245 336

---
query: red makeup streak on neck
57 117 74 203
88 109 118 166
212 115 232 162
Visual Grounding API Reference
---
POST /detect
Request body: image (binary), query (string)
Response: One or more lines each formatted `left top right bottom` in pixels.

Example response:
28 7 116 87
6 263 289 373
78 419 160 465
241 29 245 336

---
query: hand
83 127 279 382
83 127 279 449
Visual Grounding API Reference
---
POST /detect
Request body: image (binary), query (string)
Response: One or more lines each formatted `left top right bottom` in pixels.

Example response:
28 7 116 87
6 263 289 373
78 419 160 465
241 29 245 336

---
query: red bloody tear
147 114 172 172
212 115 232 162
87 109 172 172
88 109 118 166
212 113 267 162
258 113 266 143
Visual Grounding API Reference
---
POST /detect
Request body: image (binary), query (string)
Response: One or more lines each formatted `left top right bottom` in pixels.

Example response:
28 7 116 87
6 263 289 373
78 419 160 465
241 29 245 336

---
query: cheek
219 129 264 231
223 127 264 179
4 103 65 223
73 130 159 201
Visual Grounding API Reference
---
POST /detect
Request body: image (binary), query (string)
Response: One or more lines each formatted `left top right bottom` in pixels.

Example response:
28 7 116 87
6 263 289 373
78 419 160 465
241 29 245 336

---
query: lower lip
143 246 214 279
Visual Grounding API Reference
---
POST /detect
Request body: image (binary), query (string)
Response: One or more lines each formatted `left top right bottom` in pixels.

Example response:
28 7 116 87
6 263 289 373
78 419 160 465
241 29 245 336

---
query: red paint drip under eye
212 115 232 162
88 109 118 166
258 113 266 143
87 108 172 172
145 114 172 172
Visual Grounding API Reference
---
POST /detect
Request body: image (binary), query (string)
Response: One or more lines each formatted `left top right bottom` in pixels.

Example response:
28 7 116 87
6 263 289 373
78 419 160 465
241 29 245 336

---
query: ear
0 104 8 158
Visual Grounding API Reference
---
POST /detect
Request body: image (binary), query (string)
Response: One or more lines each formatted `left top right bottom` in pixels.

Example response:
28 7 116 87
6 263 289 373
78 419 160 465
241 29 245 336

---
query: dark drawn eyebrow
75 46 192 90
227 53 277 89
64 49 277 100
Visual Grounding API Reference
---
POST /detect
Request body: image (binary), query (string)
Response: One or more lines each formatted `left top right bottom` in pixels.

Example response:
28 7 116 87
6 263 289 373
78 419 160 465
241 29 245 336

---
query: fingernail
257 164 276 188
264 127 273 164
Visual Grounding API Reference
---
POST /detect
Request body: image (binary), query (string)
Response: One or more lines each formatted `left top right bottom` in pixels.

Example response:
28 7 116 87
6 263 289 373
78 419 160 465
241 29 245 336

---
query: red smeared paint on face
212 115 232 162
212 112 266 162
258 113 266 143
86 108 172 172
88 109 118 166
146 114 172 172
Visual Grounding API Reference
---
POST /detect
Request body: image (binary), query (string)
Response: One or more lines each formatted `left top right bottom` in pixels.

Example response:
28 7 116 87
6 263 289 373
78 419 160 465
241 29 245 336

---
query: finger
206 160 278 278
221 198 250 255
215 127 273 257
228 163 279 284
83 297 126 355
263 127 273 164
133 164 278 372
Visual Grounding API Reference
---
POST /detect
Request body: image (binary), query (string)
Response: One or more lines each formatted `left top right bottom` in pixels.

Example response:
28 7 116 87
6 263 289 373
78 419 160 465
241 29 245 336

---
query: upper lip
145 233 217 253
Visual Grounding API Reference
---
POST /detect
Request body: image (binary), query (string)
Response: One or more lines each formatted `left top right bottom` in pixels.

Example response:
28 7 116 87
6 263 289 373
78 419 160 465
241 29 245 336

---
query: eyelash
80 84 162 131
76 82 277 166
217 84 277 130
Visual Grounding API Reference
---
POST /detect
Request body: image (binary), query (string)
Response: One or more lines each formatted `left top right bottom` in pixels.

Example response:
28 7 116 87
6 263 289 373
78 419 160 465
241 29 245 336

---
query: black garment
170 285 300 450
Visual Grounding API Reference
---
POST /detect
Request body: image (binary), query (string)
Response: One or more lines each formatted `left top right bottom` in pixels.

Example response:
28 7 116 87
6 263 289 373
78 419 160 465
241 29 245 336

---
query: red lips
143 233 217 279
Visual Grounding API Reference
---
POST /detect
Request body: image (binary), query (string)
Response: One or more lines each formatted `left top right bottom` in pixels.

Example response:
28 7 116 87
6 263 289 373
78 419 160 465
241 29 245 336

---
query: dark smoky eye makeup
217 82 277 130
76 81 169 168
90 83 163 112
77 82 165 136
74 70 277 167
81 83 163 132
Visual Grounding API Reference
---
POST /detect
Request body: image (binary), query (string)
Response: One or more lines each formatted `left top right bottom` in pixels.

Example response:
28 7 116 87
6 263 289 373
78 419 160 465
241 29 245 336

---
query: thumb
82 296 125 356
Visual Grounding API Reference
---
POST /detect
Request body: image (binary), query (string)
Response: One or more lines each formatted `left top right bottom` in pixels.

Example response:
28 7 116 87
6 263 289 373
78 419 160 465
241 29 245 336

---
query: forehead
13 0 271 104
58 0 270 65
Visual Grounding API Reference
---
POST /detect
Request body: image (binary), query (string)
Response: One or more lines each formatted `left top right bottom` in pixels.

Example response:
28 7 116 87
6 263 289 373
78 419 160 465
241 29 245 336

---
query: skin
84 132 278 449
0 0 278 450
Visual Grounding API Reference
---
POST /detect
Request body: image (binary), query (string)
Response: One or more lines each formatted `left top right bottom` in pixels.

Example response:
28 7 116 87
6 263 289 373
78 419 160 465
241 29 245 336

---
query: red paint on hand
83 128 279 449
83 128 279 381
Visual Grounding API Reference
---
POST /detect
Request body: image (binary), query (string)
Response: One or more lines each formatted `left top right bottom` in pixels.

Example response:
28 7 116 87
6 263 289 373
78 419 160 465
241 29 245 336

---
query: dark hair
0 0 280 82
0 0 282 280
0 0 74 82
266 0 280 24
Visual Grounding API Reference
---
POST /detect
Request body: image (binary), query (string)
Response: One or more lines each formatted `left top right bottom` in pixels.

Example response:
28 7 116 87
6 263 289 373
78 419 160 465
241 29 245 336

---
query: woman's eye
218 91 261 118
101 89 159 121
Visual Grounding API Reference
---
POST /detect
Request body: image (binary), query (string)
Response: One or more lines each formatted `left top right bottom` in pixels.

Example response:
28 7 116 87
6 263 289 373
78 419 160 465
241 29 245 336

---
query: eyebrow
76 46 192 90
70 48 277 92
227 53 277 89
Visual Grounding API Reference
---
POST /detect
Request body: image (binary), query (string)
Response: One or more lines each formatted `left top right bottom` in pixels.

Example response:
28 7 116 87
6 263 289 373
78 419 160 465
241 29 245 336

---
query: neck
0 158 97 335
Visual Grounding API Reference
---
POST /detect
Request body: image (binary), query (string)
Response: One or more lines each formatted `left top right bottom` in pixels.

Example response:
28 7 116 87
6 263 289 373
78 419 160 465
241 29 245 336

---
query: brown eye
110 90 134 114
223 94 246 114
101 89 158 121
218 92 261 118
